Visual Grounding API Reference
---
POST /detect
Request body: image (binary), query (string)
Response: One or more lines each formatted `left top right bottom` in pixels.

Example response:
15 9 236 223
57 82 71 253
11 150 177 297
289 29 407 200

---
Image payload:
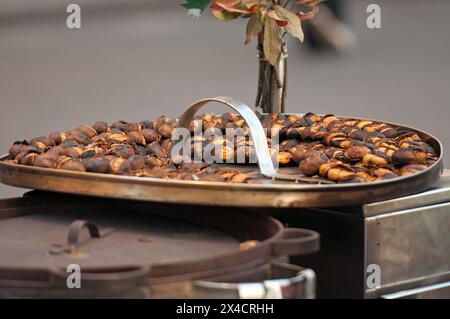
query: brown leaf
245 13 263 44
215 0 253 14
263 17 282 66
275 5 304 42
211 0 242 20
296 6 319 21
267 9 288 27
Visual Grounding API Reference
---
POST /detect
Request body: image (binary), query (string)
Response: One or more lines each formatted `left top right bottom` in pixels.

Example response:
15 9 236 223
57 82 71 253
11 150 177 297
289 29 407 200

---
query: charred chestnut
399 164 427 176
107 133 129 143
62 146 84 159
110 145 135 159
34 156 56 169
157 124 174 140
111 120 128 131
392 149 426 166
144 155 163 168
8 143 29 159
48 132 67 146
127 131 146 146
298 152 328 176
140 120 154 130
142 129 161 143
109 157 131 175
67 131 91 146
128 155 145 170
19 153 38 166
76 125 97 138
84 158 111 174
92 121 109 134
58 158 86 172
80 149 96 159
146 142 167 158
124 122 142 134
345 145 371 162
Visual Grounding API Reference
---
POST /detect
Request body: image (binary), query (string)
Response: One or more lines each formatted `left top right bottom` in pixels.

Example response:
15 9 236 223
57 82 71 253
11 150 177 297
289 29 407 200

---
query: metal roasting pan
0 97 444 208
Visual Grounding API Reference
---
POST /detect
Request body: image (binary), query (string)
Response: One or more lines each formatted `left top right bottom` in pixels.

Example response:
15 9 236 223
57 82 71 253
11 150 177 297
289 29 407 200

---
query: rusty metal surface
0 115 444 207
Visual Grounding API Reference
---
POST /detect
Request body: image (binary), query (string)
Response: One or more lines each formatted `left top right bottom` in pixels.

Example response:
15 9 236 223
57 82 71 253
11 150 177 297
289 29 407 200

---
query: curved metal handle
48 219 101 255
177 96 277 177
192 262 316 299
176 96 331 183
272 228 320 256
67 220 101 251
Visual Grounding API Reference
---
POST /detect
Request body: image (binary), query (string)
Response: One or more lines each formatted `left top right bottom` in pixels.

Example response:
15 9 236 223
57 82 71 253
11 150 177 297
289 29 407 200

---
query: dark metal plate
0 194 282 273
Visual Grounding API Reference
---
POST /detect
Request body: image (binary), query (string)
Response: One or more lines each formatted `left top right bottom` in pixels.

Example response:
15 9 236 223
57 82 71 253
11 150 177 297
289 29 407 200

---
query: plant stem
255 33 287 113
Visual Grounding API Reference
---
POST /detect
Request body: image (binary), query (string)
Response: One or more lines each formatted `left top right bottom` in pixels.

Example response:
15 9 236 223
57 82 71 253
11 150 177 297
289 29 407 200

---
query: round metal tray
0 116 443 208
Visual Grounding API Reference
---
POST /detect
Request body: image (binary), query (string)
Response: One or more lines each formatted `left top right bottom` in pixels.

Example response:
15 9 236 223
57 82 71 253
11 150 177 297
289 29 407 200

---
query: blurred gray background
1 0 449 198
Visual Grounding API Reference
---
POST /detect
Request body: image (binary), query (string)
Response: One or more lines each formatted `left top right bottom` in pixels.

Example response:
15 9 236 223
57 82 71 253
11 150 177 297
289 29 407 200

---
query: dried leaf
211 0 242 20
263 17 282 66
244 13 263 44
211 7 240 20
275 5 304 42
215 1 254 14
296 6 319 21
267 9 288 27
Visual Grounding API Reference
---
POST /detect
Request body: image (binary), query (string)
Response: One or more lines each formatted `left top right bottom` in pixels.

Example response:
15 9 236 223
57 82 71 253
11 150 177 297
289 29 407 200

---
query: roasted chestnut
146 142 167 158
76 125 97 139
109 157 131 175
144 155 163 168
107 133 129 143
142 129 161 143
19 153 38 166
299 152 328 176
157 124 174 140
67 131 91 146
48 132 67 146
110 145 135 159
140 120 154 130
128 155 145 170
34 156 56 169
362 152 389 168
345 145 371 162
92 121 109 134
84 158 111 174
124 122 142 133
8 143 29 159
62 146 84 159
392 149 426 166
127 131 146 146
58 158 86 172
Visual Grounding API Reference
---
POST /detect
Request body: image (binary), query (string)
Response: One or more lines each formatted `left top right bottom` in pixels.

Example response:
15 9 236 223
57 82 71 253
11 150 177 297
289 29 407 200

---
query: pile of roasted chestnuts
4 112 439 184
